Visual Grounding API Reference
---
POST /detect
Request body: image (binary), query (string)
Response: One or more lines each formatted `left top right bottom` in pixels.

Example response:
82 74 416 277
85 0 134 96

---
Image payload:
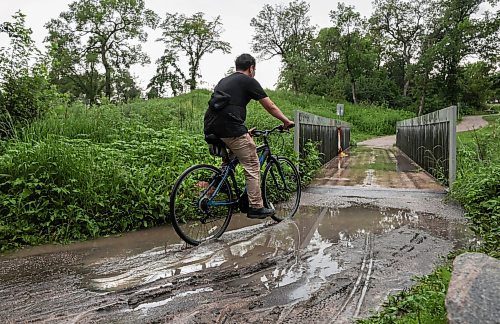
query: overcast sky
0 0 374 91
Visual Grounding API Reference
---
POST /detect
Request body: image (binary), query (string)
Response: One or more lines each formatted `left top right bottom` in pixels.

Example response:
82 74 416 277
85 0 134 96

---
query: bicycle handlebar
251 123 295 137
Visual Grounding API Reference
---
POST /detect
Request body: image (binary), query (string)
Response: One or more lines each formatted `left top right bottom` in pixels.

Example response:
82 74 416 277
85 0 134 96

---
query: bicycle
169 125 301 246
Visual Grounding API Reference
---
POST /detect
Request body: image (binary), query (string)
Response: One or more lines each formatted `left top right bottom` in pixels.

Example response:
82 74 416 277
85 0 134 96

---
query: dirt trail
0 201 468 323
0 120 474 323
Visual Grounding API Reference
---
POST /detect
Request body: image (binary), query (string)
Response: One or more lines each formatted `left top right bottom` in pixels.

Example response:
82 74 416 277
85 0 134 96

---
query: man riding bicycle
204 53 294 219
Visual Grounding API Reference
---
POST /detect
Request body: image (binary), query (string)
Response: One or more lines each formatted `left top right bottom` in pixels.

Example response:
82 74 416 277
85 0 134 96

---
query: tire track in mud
270 233 375 324
0 142 468 323
266 224 457 324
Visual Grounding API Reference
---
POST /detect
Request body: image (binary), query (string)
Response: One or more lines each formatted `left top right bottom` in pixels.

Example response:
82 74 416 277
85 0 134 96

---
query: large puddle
0 205 472 318
58 206 469 300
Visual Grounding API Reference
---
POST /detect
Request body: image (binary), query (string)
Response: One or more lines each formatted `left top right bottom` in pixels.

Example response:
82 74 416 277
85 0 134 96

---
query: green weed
359 263 452 324
0 90 326 251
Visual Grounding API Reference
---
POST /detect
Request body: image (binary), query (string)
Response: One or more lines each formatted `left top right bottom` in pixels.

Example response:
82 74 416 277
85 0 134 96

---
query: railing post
449 105 457 186
294 110 300 156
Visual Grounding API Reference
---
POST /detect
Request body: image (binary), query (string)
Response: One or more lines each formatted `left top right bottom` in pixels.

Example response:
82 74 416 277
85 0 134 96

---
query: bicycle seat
204 134 226 146
204 134 228 158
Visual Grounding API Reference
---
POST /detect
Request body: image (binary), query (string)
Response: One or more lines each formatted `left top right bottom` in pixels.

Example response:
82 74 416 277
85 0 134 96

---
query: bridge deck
310 146 445 192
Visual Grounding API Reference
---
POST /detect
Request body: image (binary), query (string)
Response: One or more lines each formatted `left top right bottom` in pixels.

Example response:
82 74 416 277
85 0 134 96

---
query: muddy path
0 193 469 323
0 143 470 323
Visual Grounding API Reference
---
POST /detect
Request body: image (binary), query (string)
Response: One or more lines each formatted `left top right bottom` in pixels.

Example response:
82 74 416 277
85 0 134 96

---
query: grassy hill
0 90 414 251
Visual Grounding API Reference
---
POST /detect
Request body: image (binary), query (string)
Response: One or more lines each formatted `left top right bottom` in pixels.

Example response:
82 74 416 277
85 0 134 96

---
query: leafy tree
159 12 231 91
490 70 500 103
295 27 343 97
45 0 158 102
0 11 56 138
0 11 39 75
147 50 186 98
114 70 141 102
330 3 368 104
251 0 315 92
458 61 495 110
47 36 104 104
371 0 429 97
430 0 499 106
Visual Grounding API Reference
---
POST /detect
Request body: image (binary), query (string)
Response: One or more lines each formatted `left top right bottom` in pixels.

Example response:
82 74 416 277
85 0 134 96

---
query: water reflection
85 205 470 303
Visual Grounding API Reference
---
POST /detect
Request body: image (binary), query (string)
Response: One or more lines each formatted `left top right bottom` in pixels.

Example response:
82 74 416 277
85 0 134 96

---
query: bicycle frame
170 124 298 246
203 134 291 209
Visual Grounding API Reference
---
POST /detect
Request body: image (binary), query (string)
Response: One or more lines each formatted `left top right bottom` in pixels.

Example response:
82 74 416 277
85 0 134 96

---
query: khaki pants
221 133 263 208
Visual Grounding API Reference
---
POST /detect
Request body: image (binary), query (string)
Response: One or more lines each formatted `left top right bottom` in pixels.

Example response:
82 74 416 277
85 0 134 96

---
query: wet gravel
0 145 470 323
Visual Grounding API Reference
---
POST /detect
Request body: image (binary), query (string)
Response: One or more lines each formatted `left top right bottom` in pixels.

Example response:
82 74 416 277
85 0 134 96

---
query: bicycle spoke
170 165 233 245
263 157 301 222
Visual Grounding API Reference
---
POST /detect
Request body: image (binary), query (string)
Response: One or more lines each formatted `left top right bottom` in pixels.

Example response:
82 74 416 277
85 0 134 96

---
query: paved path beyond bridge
358 115 489 148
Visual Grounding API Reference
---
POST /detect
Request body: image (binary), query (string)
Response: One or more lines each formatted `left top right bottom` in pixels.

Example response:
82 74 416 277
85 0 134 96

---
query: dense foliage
451 115 499 258
0 12 60 139
247 91 415 142
45 0 158 103
3 0 496 113
0 90 414 251
251 0 499 113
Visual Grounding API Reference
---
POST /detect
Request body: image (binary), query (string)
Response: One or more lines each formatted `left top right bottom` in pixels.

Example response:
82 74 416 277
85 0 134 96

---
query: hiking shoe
247 207 275 219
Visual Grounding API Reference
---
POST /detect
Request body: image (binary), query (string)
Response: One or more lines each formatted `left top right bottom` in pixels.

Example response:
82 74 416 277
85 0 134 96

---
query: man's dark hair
235 54 256 71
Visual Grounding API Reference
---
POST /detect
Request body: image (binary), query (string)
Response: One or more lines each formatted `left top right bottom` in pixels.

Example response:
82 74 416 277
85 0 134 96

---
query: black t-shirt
204 72 268 138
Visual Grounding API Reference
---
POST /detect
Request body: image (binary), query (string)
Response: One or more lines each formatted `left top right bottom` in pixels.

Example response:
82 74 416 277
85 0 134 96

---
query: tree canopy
1 0 498 113
45 0 158 103
158 12 231 92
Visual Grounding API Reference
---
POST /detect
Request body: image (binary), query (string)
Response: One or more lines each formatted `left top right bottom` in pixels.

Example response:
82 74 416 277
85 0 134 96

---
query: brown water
40 206 466 295
0 205 471 322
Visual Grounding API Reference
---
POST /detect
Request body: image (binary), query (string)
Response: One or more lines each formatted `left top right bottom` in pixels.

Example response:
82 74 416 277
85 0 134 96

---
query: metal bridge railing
396 106 457 186
293 110 350 164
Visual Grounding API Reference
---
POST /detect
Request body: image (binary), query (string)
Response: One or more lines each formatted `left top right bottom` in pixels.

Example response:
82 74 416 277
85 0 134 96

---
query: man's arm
259 97 294 128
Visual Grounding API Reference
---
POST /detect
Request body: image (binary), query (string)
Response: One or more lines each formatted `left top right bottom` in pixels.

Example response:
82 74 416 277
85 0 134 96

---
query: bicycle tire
262 157 301 222
170 164 233 245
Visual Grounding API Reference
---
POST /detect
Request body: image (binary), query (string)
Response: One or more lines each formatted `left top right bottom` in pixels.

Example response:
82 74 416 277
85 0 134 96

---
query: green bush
451 116 500 257
0 92 324 251
0 127 206 250
0 12 61 139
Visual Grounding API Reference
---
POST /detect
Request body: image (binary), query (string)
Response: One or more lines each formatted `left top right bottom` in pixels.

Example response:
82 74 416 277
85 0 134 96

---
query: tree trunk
418 70 429 116
189 76 196 92
101 48 112 99
292 76 299 93
351 79 357 105
418 91 425 116
402 44 410 97
447 57 459 106
403 80 410 97
189 62 199 91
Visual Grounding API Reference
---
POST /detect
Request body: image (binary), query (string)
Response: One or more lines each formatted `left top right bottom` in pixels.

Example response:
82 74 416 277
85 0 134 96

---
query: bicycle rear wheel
170 164 233 245
262 157 301 222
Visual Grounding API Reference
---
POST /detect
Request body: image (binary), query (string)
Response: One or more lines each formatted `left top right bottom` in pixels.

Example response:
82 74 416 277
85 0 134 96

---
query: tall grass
247 90 415 141
451 115 499 257
0 90 414 251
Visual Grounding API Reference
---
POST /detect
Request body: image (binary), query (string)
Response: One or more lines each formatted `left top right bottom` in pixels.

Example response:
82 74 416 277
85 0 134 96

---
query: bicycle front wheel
262 157 301 222
170 164 233 245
